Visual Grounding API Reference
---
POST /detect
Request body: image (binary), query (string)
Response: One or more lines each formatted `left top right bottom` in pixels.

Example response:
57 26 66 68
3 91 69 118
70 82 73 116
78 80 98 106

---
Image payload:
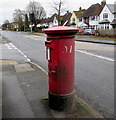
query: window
72 18 75 22
79 18 82 22
91 16 95 20
103 13 108 19
114 13 116 19
101 24 104 29
89 25 95 29
105 24 109 29
55 20 57 23
96 16 97 21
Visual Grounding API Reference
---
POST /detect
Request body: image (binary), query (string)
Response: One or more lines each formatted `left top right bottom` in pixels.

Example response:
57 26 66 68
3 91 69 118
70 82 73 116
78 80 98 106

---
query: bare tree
3 20 10 24
13 9 24 31
24 14 29 29
26 1 46 26
50 0 65 25
21 10 29 30
2 20 10 30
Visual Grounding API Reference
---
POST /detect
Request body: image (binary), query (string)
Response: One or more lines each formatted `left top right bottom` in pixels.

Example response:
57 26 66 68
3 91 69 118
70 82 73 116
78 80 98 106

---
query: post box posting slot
45 41 51 61
46 47 50 61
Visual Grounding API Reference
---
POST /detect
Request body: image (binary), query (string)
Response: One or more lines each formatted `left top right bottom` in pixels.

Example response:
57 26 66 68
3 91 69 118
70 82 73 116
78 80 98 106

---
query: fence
99 29 116 36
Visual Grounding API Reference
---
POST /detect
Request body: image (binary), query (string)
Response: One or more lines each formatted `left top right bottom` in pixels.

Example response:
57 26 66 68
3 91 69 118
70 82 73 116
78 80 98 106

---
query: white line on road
17 49 22 53
8 43 46 73
76 50 114 62
20 52 24 55
27 58 31 62
5 44 11 49
9 43 31 62
9 43 18 49
23 55 27 58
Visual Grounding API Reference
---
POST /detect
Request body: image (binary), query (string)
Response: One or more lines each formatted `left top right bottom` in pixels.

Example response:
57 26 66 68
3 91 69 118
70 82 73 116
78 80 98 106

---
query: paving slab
0 60 18 65
16 71 48 101
17 62 103 118
30 99 53 118
2 61 104 118
2 64 15 72
2 70 35 118
14 63 35 72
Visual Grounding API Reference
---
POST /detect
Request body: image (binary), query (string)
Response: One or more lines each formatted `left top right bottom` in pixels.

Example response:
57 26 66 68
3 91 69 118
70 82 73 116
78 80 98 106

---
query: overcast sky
0 0 115 24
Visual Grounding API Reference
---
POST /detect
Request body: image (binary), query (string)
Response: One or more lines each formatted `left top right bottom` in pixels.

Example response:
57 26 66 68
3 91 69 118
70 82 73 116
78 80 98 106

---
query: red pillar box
43 26 78 111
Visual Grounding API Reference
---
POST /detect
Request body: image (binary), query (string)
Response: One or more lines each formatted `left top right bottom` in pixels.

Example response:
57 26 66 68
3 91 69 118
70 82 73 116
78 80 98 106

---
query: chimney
101 0 106 7
79 7 82 11
67 11 69 13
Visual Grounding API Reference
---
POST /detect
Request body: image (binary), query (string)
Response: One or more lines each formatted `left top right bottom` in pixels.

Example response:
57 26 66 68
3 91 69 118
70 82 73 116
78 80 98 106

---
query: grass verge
77 35 116 41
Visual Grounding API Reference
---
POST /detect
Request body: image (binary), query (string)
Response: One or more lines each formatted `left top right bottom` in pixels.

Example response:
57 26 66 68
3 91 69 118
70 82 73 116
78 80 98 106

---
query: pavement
0 32 113 119
1 30 116 45
1 31 115 118
16 31 116 45
76 36 116 45
1 59 104 119
31 32 116 45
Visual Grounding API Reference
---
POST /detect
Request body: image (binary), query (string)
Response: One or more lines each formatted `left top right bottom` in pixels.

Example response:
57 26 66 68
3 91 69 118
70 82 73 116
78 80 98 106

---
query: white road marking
5 44 11 49
9 43 17 49
23 55 27 58
8 43 32 62
76 50 114 62
21 52 24 55
27 58 31 62
17 49 22 53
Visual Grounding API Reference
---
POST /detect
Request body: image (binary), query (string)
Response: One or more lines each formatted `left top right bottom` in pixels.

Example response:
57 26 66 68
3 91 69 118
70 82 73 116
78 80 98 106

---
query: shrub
25 28 31 32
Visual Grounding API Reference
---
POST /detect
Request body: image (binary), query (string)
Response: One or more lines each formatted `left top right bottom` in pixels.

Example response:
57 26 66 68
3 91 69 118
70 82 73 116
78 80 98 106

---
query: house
61 11 72 26
2 23 12 30
36 18 48 28
78 0 106 30
36 12 72 28
47 13 58 28
11 22 19 30
36 13 58 28
70 8 86 27
99 4 116 29
47 11 72 27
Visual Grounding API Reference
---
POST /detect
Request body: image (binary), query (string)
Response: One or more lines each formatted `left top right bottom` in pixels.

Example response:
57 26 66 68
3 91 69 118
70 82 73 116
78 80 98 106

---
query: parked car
84 29 95 35
77 28 85 35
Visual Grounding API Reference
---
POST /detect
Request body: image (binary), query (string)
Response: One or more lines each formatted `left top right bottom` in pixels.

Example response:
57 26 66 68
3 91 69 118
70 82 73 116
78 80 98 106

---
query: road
1 31 114 118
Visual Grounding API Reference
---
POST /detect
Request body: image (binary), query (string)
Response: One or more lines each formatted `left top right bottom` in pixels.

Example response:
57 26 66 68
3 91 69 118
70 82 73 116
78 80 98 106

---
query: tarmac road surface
1 31 114 118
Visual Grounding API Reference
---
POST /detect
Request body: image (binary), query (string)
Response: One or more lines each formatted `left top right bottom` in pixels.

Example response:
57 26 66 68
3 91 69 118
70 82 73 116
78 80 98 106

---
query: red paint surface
44 26 78 96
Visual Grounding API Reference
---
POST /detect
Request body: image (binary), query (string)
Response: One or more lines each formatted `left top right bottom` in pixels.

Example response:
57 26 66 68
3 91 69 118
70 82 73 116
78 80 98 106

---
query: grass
76 35 116 41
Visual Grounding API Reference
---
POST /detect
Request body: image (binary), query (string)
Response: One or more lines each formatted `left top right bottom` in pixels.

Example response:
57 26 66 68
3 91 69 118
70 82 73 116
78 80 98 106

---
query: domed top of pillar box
43 26 79 37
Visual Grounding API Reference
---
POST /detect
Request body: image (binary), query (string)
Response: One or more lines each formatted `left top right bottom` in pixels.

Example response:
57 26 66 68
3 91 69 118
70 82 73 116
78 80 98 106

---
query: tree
3 20 10 24
50 0 65 25
24 14 29 29
26 1 46 26
13 9 24 31
2 20 10 30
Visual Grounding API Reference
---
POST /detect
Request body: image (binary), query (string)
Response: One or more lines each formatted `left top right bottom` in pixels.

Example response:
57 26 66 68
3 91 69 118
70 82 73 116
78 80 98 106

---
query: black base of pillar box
48 92 75 111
